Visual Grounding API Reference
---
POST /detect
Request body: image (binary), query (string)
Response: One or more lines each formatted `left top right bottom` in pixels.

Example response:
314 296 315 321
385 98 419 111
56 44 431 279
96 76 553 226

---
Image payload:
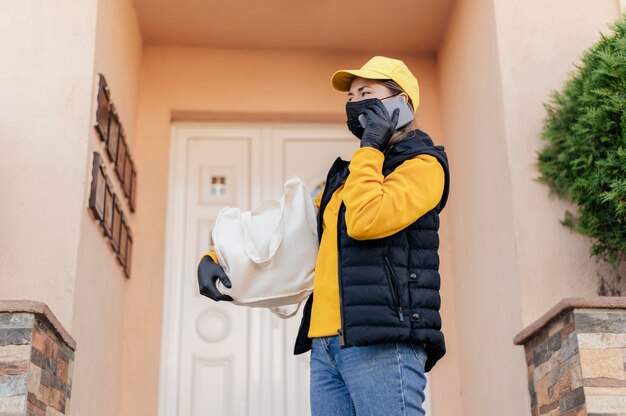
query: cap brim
331 69 392 91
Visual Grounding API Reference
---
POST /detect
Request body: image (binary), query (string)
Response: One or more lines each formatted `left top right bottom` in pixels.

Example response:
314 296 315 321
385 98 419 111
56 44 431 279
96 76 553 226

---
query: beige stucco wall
0 0 98 330
437 0 528 413
70 0 142 415
121 46 463 415
438 0 624 414
491 0 623 326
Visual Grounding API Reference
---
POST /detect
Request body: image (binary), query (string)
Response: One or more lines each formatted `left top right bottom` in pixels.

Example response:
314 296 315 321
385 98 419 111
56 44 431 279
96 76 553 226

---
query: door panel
182 136 256 416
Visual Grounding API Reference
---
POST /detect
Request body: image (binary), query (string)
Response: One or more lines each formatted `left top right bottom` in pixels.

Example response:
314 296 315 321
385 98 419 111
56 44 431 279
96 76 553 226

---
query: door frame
159 121 188 416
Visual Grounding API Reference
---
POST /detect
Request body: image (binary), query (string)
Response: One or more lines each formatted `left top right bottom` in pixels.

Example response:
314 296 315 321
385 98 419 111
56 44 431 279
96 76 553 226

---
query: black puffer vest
293 128 451 373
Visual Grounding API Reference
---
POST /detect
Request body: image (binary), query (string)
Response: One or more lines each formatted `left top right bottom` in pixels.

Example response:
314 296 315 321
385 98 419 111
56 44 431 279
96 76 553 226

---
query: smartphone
358 95 415 130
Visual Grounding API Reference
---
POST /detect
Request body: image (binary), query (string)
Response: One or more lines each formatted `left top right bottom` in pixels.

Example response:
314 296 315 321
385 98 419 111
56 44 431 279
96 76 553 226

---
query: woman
198 56 451 416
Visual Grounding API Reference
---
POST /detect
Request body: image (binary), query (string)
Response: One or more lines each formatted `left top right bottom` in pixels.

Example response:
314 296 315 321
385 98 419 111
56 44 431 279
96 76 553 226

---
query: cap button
409 273 417 280
412 313 420 320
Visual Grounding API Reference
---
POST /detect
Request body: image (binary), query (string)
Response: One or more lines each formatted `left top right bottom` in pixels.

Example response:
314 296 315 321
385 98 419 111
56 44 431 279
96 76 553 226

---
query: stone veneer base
0 300 76 416
514 297 626 416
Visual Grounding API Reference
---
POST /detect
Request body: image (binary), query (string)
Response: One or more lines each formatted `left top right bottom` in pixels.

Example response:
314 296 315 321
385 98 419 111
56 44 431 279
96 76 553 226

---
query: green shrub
537 14 626 266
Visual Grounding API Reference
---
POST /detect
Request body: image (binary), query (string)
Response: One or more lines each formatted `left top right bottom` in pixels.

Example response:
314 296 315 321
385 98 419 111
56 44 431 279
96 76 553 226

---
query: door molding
159 122 189 416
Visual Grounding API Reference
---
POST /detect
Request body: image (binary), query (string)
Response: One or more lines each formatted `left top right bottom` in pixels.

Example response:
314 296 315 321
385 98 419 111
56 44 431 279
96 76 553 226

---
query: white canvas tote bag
212 176 318 318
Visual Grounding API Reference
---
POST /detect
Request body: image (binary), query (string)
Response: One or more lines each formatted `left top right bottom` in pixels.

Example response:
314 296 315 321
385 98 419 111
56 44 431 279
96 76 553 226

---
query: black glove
360 100 400 151
197 255 234 302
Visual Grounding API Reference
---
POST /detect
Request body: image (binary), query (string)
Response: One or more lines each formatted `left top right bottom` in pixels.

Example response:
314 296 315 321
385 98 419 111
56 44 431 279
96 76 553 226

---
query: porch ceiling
132 0 455 55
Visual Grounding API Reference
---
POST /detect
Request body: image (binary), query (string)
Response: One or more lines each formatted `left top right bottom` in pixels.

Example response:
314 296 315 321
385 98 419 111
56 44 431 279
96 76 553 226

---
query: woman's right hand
360 101 400 150
197 255 234 302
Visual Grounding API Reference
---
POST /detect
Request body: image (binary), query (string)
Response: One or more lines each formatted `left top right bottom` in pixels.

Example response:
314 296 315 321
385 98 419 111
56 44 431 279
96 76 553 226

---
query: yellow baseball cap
331 56 420 113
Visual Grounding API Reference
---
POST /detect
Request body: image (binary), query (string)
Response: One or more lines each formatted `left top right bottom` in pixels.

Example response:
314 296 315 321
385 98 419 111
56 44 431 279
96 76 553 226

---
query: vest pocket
384 256 404 322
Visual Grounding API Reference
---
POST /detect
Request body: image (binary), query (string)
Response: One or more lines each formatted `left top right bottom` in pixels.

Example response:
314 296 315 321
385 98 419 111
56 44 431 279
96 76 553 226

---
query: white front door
159 122 358 416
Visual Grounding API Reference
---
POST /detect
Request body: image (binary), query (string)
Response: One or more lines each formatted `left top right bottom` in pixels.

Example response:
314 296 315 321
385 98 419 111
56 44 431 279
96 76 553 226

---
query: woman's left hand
360 101 400 150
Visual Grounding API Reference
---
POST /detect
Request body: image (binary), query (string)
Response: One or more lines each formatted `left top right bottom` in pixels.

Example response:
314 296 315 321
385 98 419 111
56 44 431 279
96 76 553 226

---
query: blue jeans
310 336 428 416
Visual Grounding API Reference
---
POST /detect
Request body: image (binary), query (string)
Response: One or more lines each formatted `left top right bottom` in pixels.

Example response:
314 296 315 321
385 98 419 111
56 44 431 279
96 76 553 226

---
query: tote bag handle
270 301 304 319
240 198 286 265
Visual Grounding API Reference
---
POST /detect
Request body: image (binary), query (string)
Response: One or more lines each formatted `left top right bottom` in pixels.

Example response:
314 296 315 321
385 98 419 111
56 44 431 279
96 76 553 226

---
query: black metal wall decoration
95 75 110 142
123 153 133 200
115 130 127 183
110 197 122 254
114 130 135 209
103 178 114 238
90 74 136 278
130 168 136 213
106 106 120 163
118 215 128 267
88 152 107 222
124 230 133 278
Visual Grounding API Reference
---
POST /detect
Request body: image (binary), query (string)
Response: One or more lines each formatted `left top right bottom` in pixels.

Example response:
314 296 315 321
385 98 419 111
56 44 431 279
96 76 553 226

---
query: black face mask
345 95 396 139
345 98 377 139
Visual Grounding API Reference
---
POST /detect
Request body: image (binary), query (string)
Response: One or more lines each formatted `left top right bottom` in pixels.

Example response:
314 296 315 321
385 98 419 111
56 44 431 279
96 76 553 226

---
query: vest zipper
337 204 347 347
384 256 404 322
